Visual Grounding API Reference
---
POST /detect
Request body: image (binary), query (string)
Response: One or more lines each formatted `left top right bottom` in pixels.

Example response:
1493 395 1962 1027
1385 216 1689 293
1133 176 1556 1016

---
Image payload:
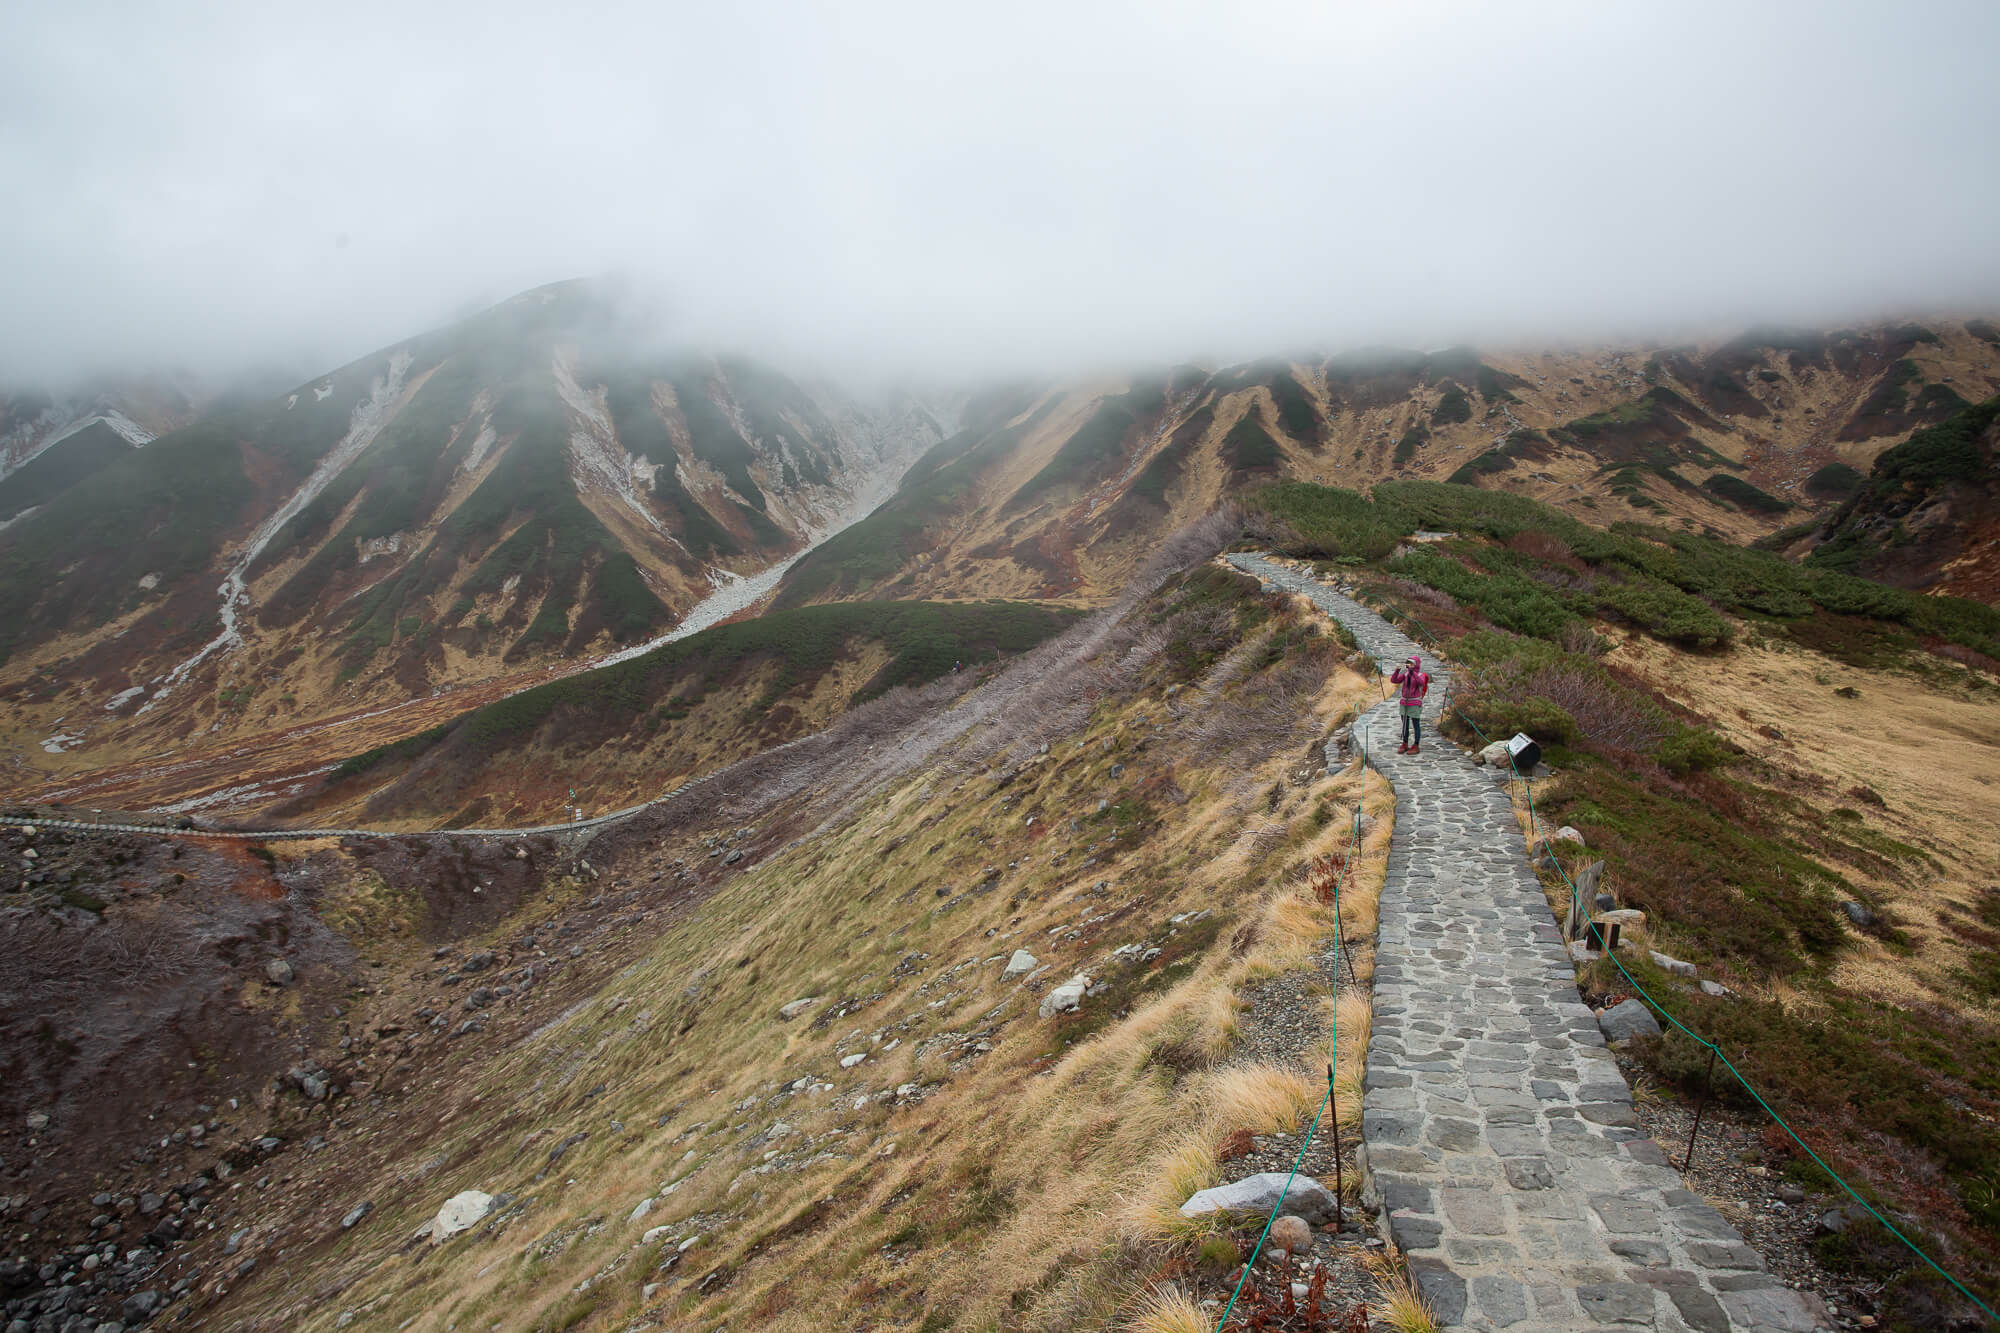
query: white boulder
432 1190 494 1242
1002 949 1038 979
1038 974 1090 1019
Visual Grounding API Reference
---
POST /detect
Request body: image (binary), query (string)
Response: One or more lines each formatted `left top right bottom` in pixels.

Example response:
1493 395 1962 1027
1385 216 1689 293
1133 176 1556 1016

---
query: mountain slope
287 598 1078 828
1805 396 2000 604
0 281 941 782
769 321 2000 617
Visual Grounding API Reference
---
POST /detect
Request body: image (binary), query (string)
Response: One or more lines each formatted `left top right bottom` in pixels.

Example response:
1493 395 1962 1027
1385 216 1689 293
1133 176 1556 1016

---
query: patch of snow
313 383 334 401
138 572 159 590
552 349 679 545
41 731 83 754
154 764 341 816
98 410 155 447
0 505 41 535
460 422 497 472
144 349 415 710
286 394 298 411
104 686 146 711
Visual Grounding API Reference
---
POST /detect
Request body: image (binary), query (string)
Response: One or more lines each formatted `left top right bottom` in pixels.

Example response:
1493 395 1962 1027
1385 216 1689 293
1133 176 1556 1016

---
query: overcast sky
3 0 1997 386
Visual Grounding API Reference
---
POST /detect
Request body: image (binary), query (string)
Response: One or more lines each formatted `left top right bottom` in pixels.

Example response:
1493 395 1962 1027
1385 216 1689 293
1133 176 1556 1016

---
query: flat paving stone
1226 553 1833 1333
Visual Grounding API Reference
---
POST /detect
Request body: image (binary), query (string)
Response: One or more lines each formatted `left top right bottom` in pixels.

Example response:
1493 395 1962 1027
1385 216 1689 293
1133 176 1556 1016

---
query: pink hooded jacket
1391 657 1430 706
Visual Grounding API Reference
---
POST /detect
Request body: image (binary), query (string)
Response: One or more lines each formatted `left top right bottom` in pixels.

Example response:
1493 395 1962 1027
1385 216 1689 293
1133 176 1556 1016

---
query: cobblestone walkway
1226 553 1828 1333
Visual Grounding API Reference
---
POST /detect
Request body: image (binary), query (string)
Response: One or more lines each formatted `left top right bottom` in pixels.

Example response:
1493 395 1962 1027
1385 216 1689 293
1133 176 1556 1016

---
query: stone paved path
1227 553 1829 1333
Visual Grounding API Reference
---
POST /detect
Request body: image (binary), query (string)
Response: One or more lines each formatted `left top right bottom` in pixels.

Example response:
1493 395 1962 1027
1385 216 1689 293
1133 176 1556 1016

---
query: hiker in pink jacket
1391 655 1430 754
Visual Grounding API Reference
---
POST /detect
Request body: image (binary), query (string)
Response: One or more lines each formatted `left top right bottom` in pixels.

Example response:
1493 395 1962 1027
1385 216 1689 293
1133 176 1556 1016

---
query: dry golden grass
1363 1246 1440 1333
1124 1284 1212 1333
1610 627 2000 1007
213 625 1390 1333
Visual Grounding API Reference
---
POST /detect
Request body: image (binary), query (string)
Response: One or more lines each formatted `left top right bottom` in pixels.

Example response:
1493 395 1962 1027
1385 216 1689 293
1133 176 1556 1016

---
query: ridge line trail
1227 551 1830 1333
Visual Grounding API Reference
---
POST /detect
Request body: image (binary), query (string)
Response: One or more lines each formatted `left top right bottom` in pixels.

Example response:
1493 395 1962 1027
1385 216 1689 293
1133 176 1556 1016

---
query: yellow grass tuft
1125 1283 1212 1333
1206 1064 1320 1136
1364 1247 1440 1333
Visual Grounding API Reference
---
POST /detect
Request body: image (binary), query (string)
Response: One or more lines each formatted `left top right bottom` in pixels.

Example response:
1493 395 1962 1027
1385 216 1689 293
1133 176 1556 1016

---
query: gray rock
1038 974 1089 1019
778 997 821 1020
459 950 495 973
723 849 743 865
25 1113 49 1131
121 1289 163 1322
1478 740 1511 767
299 1075 329 1101
1577 1281 1654 1323
340 1201 372 1229
1840 900 1876 928
1649 950 1697 978
1598 998 1661 1043
432 1190 494 1242
1002 950 1037 979
1717 1287 1829 1332
1179 1173 1341 1226
264 959 293 985
1699 979 1732 997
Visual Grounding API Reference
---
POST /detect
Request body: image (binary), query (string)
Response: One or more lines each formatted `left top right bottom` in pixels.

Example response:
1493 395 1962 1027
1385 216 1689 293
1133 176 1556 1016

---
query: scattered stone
1180 1173 1341 1226
1599 998 1663 1044
1699 979 1732 998
340 1201 373 1229
264 959 294 985
1554 825 1585 846
432 1190 494 1242
1268 1214 1313 1254
641 1225 672 1245
1038 974 1090 1019
1477 740 1511 767
778 997 821 1020
1649 950 1697 979
839 1053 866 1069
628 1198 653 1223
25 1112 49 1131
1002 949 1037 979
1840 900 1876 928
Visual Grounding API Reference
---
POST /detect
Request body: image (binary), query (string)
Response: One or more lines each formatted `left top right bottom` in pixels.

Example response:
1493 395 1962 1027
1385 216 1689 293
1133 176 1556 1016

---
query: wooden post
1683 1047 1718 1172
1329 1063 1343 1230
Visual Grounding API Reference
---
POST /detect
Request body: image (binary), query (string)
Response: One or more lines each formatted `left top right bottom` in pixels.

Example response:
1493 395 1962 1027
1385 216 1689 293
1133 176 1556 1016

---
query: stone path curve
1227 553 1829 1333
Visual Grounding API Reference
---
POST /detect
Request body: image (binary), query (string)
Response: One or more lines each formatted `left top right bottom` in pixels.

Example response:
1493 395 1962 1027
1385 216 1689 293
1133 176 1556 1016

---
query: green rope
1213 808 1360 1332
1372 598 1998 1323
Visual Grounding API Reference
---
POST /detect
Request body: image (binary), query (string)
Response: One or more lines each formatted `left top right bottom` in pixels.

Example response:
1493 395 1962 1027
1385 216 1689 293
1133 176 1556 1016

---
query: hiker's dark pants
1400 706 1421 746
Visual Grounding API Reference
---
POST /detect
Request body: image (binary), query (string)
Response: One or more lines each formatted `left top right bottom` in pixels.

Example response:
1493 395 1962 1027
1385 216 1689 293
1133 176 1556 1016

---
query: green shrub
1702 473 1790 514
1430 386 1473 425
1803 462 1863 500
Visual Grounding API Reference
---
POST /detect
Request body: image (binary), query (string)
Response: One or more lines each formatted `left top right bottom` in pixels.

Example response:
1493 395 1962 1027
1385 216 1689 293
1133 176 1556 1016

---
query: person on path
1391 655 1430 754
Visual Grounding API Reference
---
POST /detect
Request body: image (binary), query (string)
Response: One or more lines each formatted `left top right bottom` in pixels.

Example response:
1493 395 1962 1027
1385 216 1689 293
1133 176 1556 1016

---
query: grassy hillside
0 420 140 522
155 519 1404 1333
1808 397 2000 598
314 599 1077 826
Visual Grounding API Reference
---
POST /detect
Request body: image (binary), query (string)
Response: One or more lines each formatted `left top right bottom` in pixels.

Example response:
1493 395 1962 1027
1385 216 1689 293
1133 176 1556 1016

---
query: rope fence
1212 803 1364 1331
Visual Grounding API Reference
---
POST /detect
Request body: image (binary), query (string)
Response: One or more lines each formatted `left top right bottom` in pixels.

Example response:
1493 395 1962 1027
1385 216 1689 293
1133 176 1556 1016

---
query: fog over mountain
3 0 1998 384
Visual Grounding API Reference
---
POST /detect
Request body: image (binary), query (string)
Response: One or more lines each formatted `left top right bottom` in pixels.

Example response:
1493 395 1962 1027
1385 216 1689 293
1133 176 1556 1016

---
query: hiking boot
1408 744 1421 755
1396 743 1410 754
